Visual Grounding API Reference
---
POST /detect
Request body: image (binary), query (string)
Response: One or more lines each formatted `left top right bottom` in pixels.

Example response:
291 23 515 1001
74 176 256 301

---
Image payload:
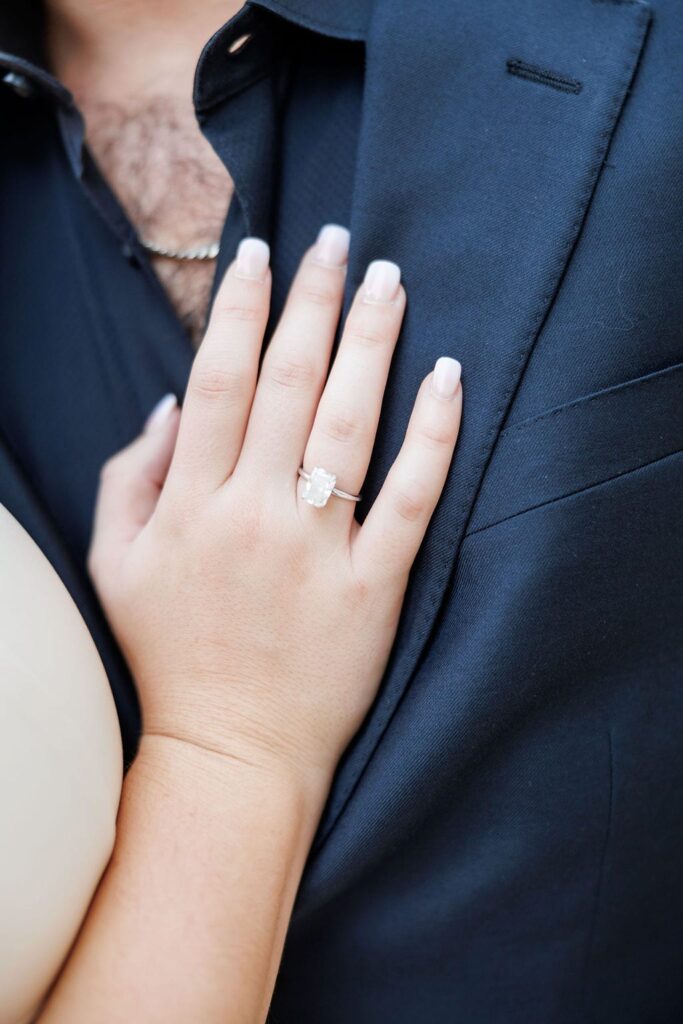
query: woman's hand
89 226 462 790
41 229 462 1023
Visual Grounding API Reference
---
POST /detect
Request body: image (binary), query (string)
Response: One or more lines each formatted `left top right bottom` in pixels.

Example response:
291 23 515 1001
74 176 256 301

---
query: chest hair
82 96 234 348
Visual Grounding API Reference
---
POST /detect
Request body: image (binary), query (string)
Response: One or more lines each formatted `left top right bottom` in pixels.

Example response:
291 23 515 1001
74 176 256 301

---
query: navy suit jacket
1 0 682 1020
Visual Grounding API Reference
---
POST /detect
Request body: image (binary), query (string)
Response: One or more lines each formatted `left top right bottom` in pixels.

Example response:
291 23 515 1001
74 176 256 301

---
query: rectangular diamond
302 466 336 507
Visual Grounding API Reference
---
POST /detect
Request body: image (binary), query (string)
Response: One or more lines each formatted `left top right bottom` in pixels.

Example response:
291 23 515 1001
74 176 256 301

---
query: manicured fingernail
145 393 177 432
363 260 401 303
431 357 462 399
314 224 350 267
236 237 270 280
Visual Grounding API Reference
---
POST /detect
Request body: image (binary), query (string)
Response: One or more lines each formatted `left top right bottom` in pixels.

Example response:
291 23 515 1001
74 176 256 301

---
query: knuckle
319 407 365 444
299 278 341 307
211 302 261 327
391 481 429 523
267 356 317 392
350 572 373 604
339 577 369 617
345 302 396 350
235 507 264 549
156 489 189 530
418 421 454 451
346 321 389 349
191 362 246 402
158 506 194 550
218 497 266 554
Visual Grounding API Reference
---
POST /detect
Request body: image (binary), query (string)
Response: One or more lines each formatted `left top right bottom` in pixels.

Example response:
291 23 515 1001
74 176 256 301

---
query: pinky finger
353 358 462 582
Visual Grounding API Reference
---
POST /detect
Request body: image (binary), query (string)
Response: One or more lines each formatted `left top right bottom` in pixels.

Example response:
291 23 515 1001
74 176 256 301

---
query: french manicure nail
431 357 462 399
236 237 270 280
363 260 401 303
145 393 177 432
314 224 351 267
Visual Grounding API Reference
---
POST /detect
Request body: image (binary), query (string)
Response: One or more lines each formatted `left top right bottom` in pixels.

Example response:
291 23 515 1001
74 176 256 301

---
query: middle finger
239 224 350 480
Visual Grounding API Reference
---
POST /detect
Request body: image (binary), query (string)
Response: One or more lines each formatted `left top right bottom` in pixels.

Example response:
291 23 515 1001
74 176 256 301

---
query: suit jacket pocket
468 362 683 535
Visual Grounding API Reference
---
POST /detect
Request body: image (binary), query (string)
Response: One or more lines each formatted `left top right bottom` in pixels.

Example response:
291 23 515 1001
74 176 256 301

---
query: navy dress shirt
1 1 682 1021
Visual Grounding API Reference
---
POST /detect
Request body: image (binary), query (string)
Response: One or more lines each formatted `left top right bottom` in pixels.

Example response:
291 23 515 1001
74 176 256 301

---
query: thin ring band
298 467 362 507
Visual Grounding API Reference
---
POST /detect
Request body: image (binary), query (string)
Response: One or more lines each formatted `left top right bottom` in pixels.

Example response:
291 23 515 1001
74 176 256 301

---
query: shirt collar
0 3 43 65
0 0 373 105
0 2 73 104
250 0 374 41
0 0 374 64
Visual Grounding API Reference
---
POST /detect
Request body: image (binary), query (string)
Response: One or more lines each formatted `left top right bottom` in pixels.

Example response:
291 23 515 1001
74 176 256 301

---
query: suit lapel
317 0 651 846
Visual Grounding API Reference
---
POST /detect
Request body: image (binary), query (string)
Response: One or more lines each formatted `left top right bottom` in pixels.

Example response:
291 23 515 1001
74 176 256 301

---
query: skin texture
36 232 463 1022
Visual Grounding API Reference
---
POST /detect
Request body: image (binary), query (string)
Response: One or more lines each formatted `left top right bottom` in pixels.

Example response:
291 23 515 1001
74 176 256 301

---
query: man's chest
0 50 360 572
81 96 234 347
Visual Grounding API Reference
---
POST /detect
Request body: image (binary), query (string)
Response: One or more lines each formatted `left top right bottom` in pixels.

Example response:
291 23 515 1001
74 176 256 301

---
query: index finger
167 238 271 495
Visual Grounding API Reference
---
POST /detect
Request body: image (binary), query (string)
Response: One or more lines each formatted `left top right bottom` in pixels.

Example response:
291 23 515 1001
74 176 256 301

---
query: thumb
89 395 180 581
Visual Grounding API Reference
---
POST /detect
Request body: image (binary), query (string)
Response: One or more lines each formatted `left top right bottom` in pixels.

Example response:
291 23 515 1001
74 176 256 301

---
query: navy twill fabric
1 1 682 1021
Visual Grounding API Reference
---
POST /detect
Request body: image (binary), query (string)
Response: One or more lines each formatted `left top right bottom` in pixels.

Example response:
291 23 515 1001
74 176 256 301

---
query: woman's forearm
39 735 328 1023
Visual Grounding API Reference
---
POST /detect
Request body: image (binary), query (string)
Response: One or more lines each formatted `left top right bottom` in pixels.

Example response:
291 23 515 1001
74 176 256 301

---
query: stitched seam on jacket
501 361 683 437
465 447 682 537
506 58 582 94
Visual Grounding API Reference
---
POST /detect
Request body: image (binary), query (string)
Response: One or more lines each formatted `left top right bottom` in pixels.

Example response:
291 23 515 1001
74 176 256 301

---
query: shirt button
2 72 34 98
121 241 142 267
228 33 252 56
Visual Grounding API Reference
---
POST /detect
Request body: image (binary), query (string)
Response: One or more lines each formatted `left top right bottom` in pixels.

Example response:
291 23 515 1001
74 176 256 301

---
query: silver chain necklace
139 238 220 261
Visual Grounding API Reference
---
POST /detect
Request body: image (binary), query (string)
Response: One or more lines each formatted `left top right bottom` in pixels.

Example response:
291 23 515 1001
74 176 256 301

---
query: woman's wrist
135 730 333 829
137 684 344 797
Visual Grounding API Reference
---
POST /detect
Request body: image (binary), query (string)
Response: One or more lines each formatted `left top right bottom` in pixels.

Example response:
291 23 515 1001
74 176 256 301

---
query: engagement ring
298 467 362 508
